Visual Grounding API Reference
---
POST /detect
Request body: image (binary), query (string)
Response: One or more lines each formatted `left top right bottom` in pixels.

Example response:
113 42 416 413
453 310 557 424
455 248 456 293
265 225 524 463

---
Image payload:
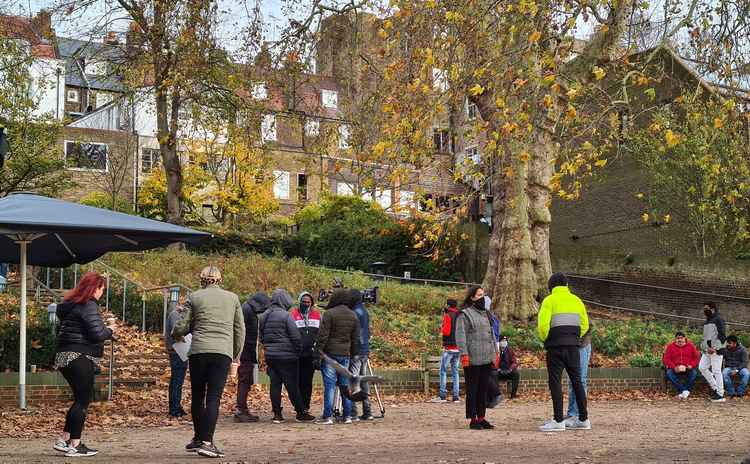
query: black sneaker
469 420 483 430
296 412 315 422
186 437 203 452
480 419 495 429
197 442 225 458
272 413 285 424
65 443 98 457
710 390 726 402
234 411 260 423
359 414 375 421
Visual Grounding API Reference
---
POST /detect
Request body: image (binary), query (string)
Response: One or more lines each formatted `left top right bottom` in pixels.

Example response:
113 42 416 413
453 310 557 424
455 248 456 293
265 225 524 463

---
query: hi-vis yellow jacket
537 286 589 349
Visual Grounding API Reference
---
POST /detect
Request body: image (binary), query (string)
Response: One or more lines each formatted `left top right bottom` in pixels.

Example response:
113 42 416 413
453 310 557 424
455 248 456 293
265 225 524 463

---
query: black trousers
298 357 316 412
59 356 95 440
497 370 520 397
236 361 255 412
464 364 492 419
267 358 304 415
546 346 588 422
189 353 231 443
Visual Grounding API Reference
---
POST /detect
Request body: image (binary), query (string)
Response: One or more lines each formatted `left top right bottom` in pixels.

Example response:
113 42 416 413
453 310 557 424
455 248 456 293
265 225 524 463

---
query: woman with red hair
52 272 115 457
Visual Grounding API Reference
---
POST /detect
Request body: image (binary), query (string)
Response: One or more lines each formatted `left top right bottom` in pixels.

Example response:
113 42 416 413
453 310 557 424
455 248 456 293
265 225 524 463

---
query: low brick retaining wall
1 367 686 406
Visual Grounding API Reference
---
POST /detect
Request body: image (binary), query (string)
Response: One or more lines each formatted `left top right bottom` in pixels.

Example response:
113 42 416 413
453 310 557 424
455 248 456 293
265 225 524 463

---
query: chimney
105 31 119 45
126 21 144 55
31 9 53 39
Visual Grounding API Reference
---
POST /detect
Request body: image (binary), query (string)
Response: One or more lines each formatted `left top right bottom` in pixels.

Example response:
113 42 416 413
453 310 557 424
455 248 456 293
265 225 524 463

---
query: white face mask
500 340 508 349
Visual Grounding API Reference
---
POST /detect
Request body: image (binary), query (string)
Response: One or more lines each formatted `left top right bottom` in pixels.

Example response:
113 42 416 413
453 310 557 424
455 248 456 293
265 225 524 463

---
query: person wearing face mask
496 336 520 399
455 285 499 430
289 292 322 416
699 302 727 402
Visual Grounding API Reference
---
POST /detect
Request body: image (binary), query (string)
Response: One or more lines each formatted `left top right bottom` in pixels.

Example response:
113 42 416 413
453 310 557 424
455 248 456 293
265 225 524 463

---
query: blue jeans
567 344 591 418
665 368 698 393
722 367 750 396
168 352 188 416
439 350 461 400
322 355 352 418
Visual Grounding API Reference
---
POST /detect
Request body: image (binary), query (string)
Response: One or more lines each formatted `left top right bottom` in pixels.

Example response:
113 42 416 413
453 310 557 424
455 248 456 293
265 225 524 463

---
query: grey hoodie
701 310 727 355
259 289 302 361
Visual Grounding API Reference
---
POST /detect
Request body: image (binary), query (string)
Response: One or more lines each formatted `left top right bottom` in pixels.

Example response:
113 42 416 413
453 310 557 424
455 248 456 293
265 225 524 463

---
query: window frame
305 118 320 137
273 170 290 200
141 147 161 174
338 124 350 149
261 114 277 142
321 89 338 109
64 140 109 172
297 173 308 202
251 82 268 100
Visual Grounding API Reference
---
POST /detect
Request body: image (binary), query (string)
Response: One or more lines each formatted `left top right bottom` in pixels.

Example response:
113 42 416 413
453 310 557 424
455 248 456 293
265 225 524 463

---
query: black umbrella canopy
0 192 210 266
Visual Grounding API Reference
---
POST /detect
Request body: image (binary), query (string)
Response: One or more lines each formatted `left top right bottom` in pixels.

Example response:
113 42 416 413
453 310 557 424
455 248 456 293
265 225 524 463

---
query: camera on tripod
318 277 379 304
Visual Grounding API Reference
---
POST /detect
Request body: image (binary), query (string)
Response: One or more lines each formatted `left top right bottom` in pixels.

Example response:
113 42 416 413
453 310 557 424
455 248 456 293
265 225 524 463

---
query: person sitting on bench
662 331 700 400
497 336 520 399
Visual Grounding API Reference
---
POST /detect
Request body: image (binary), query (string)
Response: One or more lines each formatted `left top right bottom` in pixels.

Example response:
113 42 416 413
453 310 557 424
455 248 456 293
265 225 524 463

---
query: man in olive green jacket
173 266 244 458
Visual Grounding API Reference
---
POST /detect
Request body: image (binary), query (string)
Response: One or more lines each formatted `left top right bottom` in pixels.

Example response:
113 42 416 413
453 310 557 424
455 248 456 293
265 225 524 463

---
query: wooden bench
422 355 513 395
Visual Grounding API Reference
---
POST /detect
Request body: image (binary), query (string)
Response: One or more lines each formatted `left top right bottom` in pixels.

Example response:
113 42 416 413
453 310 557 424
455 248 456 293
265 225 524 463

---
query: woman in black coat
53 272 114 457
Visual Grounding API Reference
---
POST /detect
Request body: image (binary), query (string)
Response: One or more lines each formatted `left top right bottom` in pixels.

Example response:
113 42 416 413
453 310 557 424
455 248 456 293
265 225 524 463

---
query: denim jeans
439 350 461 400
567 343 591 418
665 368 698 393
722 367 750 396
322 355 352 419
169 352 188 416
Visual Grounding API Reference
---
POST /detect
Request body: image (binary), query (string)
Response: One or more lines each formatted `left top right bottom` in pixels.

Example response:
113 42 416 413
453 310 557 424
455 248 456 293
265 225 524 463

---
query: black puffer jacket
240 292 270 363
55 299 113 357
316 289 360 358
259 289 301 361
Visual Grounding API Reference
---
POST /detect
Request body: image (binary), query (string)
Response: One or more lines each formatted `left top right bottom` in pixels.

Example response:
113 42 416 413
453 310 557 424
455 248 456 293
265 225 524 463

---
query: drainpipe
55 66 62 120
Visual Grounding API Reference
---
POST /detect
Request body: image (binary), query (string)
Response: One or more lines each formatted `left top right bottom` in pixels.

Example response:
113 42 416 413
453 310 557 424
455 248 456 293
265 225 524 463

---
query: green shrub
80 191 132 213
629 352 662 367
0 296 57 371
187 228 285 256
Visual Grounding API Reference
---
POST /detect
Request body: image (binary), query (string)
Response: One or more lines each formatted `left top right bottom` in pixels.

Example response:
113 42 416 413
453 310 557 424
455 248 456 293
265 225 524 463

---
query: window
84 60 107 76
376 189 392 209
141 148 161 174
321 89 338 109
261 114 277 142
273 170 290 199
467 101 478 120
432 68 448 92
399 191 415 209
66 89 79 103
305 119 320 137
337 182 354 196
297 173 308 202
467 146 480 164
433 129 452 153
252 83 267 100
64 141 108 171
338 124 350 149
96 92 113 108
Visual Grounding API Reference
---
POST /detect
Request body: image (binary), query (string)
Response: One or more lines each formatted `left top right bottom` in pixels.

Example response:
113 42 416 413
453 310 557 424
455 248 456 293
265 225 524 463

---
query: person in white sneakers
662 332 700 400
536 273 591 432
699 302 727 402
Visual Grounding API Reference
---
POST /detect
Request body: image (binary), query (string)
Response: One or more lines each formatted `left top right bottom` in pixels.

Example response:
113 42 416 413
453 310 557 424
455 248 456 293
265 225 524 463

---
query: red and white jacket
289 307 321 358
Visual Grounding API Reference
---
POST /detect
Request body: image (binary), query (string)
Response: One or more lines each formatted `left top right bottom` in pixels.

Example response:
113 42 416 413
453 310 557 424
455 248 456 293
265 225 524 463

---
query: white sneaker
315 417 334 425
681 390 690 399
53 438 71 453
430 397 448 403
565 418 591 430
344 417 353 424
538 419 565 432
563 416 577 428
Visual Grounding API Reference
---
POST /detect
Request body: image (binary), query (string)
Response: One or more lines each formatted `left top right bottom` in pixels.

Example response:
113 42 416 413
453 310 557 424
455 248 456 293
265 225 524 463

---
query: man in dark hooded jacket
289 291 322 415
348 289 373 420
259 289 314 423
235 292 270 422
315 289 360 424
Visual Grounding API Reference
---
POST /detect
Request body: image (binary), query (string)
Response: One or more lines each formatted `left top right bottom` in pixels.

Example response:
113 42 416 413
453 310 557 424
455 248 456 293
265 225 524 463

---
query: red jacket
662 341 700 370
441 307 460 350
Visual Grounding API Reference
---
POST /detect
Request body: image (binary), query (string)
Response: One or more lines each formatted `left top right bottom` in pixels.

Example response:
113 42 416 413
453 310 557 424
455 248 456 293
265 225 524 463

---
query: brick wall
567 270 750 325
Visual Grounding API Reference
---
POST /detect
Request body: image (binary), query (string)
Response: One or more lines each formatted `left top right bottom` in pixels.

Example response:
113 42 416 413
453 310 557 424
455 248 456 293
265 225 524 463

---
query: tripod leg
367 358 385 417
333 383 341 419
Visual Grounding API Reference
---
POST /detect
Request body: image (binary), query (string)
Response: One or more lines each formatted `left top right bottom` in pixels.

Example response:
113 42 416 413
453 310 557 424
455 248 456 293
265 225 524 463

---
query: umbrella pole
18 241 28 410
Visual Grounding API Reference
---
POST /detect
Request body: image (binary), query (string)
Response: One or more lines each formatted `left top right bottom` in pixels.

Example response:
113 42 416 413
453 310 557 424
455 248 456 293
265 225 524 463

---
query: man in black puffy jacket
235 292 270 422
259 289 314 423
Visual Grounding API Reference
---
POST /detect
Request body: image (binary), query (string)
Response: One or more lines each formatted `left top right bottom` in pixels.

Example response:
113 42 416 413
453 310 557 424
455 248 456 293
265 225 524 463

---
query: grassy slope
104 250 749 369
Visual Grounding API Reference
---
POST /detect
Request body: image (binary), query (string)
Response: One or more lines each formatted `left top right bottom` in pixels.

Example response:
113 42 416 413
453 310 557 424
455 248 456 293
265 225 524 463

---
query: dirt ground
1 398 749 464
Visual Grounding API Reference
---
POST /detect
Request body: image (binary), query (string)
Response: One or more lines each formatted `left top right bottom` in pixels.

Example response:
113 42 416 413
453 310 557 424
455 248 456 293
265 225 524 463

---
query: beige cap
199 265 222 285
